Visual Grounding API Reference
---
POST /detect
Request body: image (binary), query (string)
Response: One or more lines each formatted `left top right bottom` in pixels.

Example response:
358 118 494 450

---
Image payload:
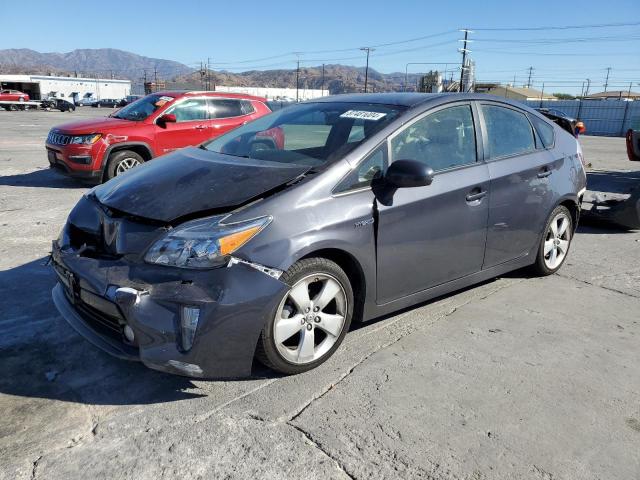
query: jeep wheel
105 150 145 181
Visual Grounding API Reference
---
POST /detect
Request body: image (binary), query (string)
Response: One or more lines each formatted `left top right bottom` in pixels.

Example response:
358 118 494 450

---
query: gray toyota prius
51 93 586 378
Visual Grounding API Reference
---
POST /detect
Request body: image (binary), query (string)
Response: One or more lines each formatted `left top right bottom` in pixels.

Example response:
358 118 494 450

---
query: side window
168 98 208 122
483 105 536 158
209 99 244 119
240 100 255 115
529 114 555 148
334 143 387 193
390 105 476 172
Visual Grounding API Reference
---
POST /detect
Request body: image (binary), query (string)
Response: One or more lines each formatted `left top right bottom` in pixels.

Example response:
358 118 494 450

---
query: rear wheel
105 150 144 181
256 258 353 375
531 205 573 275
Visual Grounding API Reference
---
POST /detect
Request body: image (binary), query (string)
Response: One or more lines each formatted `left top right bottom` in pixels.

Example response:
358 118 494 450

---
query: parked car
118 95 143 107
536 108 585 137
55 99 76 112
77 97 97 107
0 89 30 102
46 91 272 182
51 93 586 378
92 98 122 108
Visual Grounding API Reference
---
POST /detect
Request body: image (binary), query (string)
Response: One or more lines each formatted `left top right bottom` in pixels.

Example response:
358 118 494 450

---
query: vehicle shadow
0 257 204 406
0 168 88 189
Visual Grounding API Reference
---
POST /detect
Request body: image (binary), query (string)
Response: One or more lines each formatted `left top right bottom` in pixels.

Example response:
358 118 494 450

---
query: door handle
466 189 487 202
195 125 207 130
537 167 552 178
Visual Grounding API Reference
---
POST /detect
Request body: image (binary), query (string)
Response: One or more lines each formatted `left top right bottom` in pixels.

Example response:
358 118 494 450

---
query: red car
0 89 30 102
46 91 273 182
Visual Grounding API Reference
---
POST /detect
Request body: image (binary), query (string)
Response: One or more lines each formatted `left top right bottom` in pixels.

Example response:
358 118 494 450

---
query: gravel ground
1 108 638 480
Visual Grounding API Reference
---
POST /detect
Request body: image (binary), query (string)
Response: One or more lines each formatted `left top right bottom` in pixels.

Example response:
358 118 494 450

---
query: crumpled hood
94 147 309 223
52 116 136 134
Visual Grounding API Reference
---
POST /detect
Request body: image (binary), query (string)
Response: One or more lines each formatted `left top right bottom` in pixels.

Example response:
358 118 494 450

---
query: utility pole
458 29 472 92
321 64 325 95
360 47 375 93
604 67 611 92
153 68 158 92
293 53 302 102
526 66 534 88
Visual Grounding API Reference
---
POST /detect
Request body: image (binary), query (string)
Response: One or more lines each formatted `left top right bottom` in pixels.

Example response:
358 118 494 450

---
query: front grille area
61 283 136 347
47 131 72 145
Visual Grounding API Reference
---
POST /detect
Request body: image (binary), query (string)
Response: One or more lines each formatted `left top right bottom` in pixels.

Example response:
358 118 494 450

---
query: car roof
308 92 451 107
154 90 267 102
305 92 541 112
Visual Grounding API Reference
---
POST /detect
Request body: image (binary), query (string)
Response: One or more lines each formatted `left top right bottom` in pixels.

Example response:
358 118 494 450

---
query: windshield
203 102 405 168
112 93 175 121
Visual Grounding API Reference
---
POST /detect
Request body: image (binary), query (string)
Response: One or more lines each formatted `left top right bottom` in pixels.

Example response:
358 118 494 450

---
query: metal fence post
620 100 631 136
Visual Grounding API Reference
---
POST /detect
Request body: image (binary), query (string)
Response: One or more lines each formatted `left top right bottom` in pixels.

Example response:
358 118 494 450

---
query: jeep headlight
144 215 271 269
69 134 102 145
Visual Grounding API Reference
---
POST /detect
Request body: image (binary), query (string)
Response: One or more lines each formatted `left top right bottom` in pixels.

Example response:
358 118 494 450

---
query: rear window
209 99 244 118
530 114 555 148
241 100 255 115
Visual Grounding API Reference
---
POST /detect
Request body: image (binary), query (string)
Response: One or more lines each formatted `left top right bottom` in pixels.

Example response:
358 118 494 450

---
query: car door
376 102 490 304
154 97 211 154
478 102 555 268
207 98 252 139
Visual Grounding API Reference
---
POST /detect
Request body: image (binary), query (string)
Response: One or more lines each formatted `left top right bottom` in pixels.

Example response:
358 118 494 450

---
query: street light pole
360 47 375 93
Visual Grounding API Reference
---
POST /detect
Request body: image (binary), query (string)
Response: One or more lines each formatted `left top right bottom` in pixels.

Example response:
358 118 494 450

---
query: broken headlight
144 215 271 269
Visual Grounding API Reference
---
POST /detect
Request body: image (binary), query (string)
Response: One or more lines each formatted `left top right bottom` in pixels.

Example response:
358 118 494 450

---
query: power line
472 20 640 31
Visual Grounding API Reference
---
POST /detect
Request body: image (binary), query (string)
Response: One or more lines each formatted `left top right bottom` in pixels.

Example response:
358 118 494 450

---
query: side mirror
385 159 434 188
157 113 176 127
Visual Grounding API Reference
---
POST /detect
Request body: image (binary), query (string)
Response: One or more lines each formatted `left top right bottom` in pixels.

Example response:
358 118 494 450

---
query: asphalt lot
0 108 638 480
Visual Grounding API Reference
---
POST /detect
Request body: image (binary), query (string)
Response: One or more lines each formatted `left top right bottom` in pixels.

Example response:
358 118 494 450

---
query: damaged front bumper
51 241 288 378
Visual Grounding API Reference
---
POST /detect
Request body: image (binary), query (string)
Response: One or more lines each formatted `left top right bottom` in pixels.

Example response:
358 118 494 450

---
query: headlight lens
144 215 271 269
69 134 102 145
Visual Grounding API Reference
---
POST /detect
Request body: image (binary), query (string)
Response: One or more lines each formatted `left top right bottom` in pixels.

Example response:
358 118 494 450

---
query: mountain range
0 48 428 93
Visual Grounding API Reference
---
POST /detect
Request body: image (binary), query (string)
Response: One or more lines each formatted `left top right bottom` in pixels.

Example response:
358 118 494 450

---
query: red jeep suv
46 91 272 182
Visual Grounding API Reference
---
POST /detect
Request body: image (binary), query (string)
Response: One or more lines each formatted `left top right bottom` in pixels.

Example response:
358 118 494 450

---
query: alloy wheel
115 157 141 175
274 273 347 364
543 211 571 269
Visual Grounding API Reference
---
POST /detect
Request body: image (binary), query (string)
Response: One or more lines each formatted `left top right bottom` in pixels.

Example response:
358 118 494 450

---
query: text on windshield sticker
339 110 387 121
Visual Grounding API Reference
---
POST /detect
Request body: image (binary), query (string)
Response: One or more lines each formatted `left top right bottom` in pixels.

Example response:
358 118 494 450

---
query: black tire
256 257 354 375
530 205 573 276
105 150 145 181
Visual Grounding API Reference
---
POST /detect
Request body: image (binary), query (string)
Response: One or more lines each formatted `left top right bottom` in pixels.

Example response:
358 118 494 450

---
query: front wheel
256 258 354 375
531 205 573 276
105 150 144 181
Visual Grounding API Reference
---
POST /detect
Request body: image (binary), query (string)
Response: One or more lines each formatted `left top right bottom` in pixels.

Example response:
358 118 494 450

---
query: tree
552 93 576 100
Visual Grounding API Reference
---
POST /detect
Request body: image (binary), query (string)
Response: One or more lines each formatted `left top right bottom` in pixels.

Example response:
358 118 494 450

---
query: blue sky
2 0 639 94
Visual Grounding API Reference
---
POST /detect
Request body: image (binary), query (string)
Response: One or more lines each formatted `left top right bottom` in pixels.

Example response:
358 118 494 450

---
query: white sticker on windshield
340 110 387 121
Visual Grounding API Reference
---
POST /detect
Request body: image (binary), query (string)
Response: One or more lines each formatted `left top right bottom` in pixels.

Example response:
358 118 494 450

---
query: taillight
627 129 640 161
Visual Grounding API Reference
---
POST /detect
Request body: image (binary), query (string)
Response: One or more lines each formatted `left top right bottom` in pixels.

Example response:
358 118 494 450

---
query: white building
214 85 329 101
0 74 131 103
